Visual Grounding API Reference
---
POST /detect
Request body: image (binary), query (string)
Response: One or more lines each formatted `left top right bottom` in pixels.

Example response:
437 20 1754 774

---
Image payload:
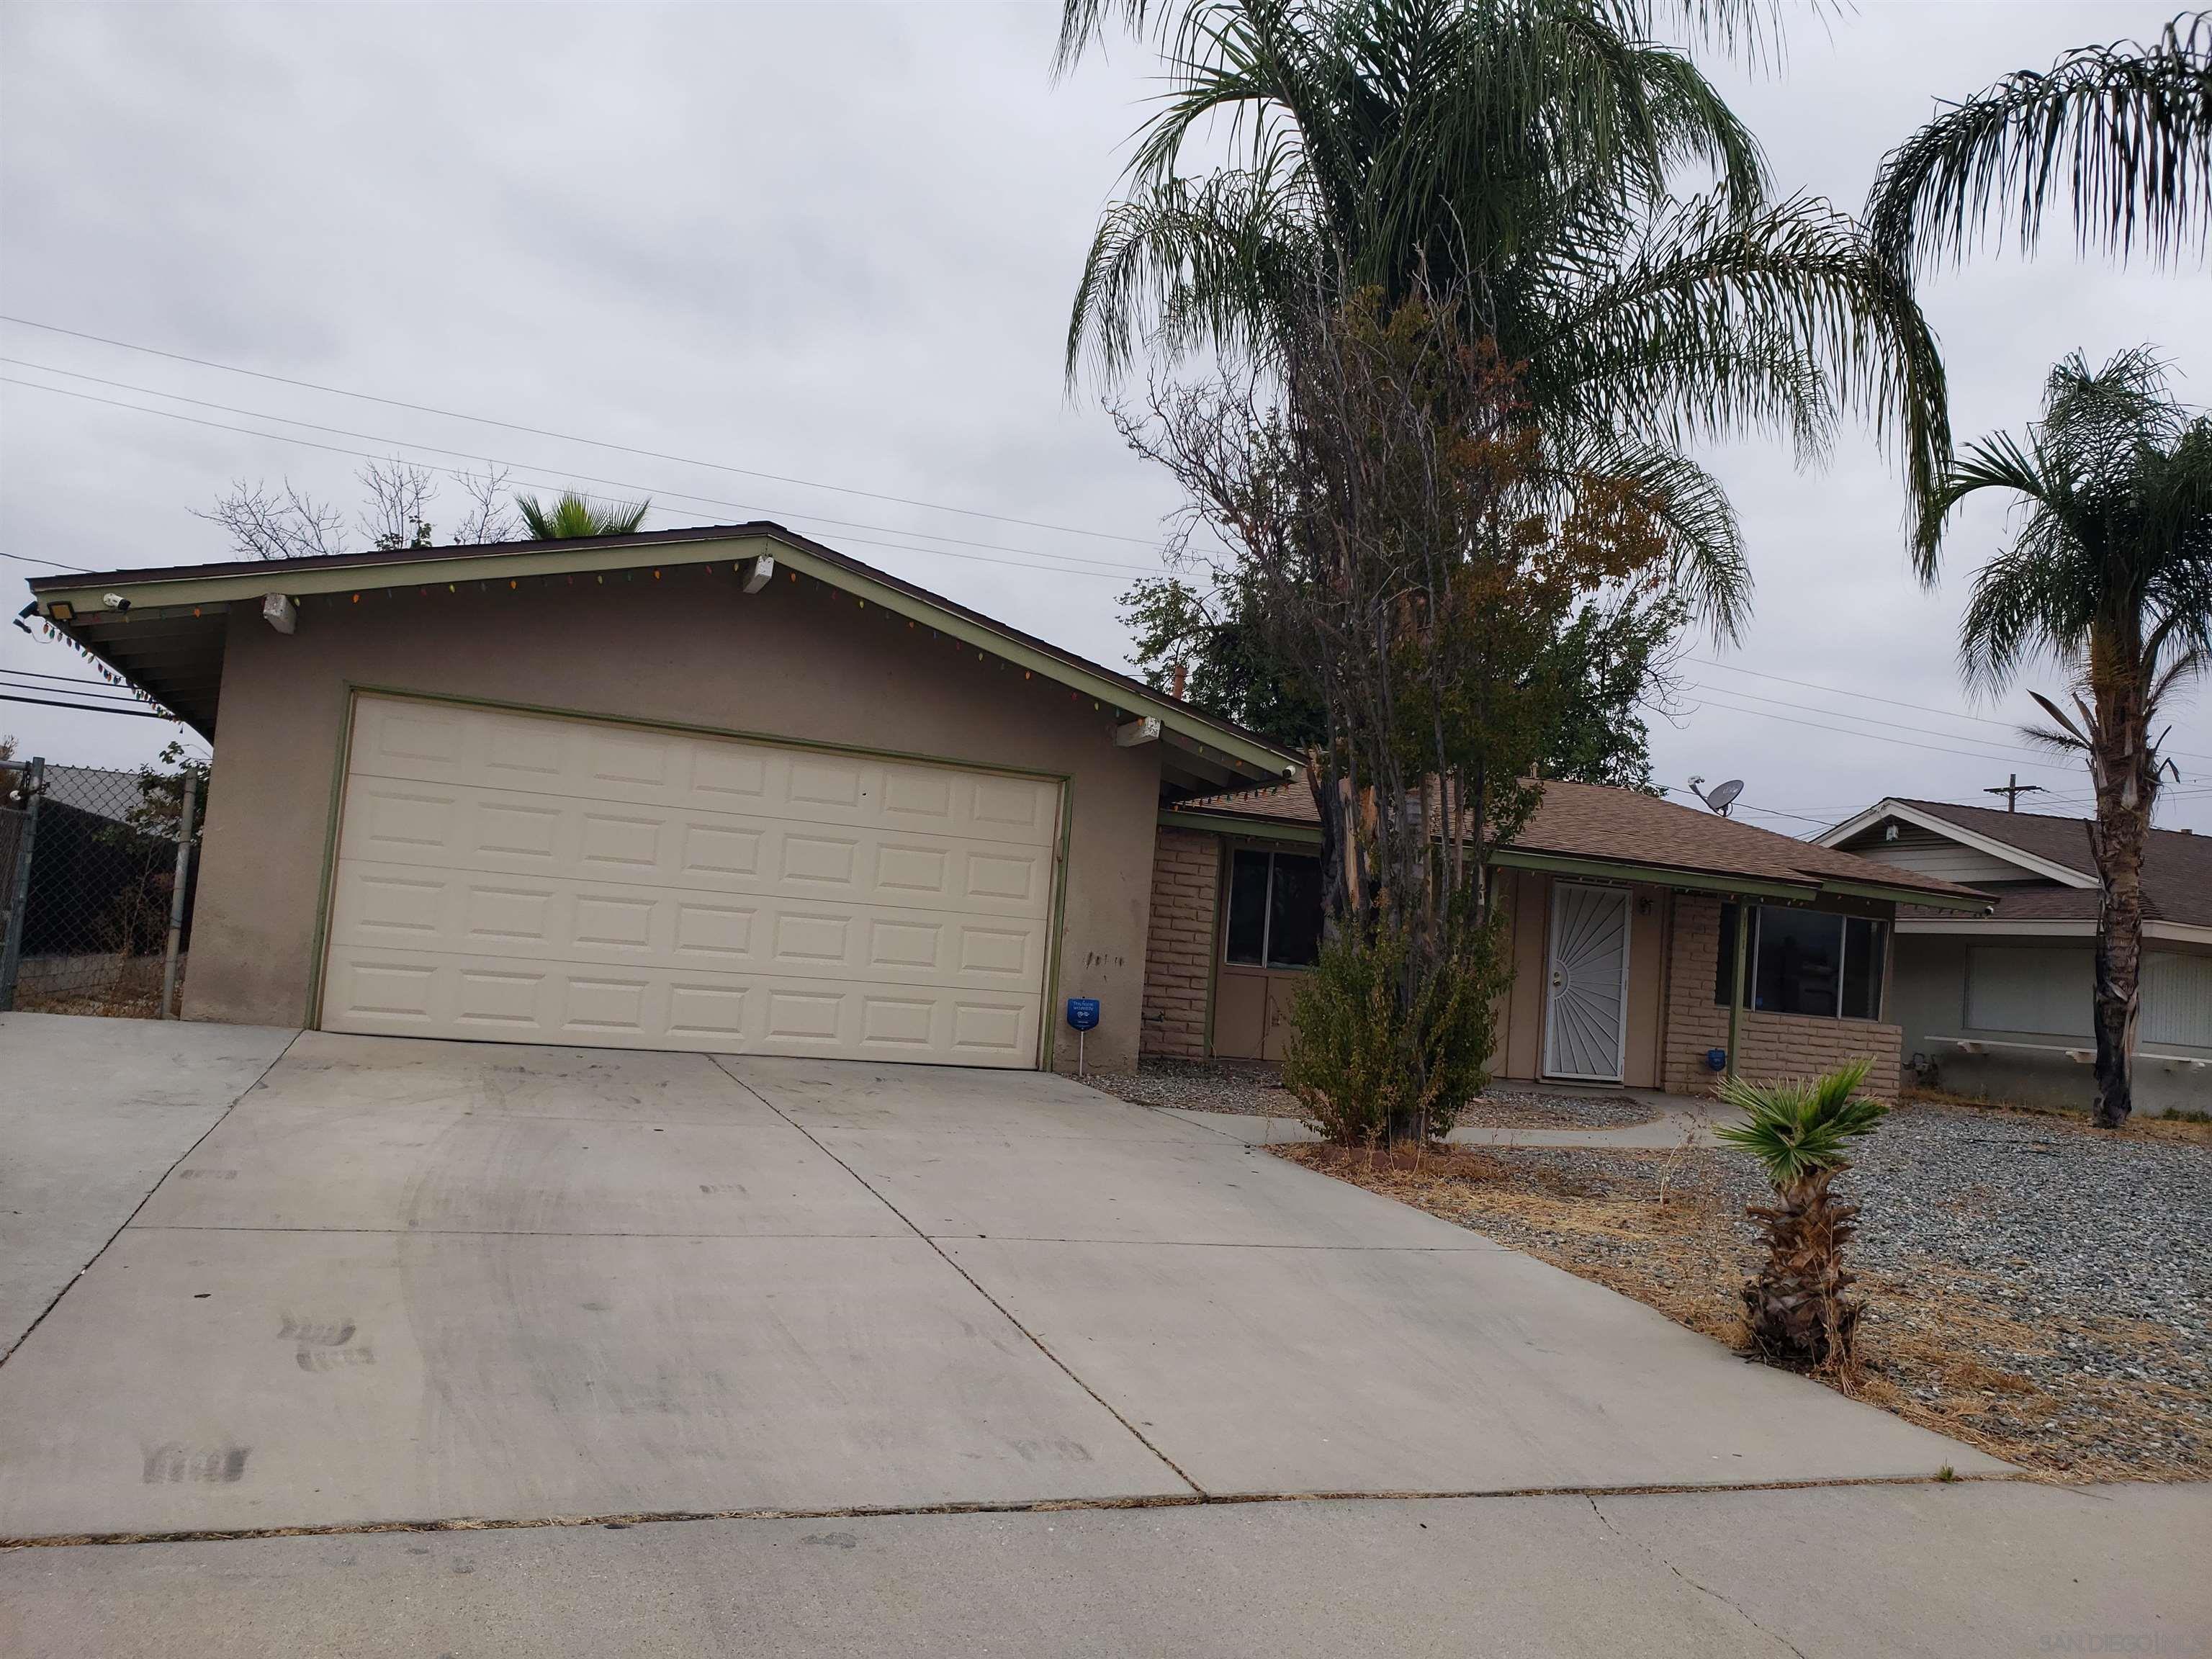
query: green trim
1041 776 1074 1072
304 686 361 1030
1815 876 1990 913
40 530 1295 783
1490 848 1815 902
1158 808 1323 846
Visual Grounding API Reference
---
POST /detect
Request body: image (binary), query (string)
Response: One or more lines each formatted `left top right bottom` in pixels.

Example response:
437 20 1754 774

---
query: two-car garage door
318 695 1061 1065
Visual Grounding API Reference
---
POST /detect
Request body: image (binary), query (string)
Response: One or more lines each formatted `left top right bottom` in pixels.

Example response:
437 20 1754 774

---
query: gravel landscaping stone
1084 1058 1663 1128
1281 1097 2212 1480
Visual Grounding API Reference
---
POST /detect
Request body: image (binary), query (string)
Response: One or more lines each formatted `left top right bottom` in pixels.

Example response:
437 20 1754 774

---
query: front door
1542 881 1630 1082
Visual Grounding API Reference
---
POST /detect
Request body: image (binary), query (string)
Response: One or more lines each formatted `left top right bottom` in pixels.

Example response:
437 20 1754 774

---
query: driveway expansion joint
0 1030 301 1369
711 1058 1208 1499
1587 1493 1812 1659
0 1472 2026 1552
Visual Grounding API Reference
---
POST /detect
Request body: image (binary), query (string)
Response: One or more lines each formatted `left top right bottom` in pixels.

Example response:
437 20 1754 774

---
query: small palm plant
515 490 650 539
1714 1058 1888 1372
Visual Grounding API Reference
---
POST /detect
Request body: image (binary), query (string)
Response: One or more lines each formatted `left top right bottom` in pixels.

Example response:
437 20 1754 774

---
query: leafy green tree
1935 350 2211 1128
516 491 652 539
1715 1058 1887 1370
1059 0 1953 619
1121 570 1679 785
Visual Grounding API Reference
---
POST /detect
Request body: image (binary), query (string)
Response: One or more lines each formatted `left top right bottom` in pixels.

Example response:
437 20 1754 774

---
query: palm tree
1714 1059 1888 1370
515 491 651 540
1056 0 1953 631
1935 351 2211 1128
1863 14 2211 569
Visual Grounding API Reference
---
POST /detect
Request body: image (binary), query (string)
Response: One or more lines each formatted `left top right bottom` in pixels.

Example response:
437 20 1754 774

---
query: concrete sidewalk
4 1481 2202 1659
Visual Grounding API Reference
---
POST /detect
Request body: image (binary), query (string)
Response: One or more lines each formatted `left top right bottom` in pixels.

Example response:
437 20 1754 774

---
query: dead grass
1903 1086 2212 1145
1279 1141 2211 1482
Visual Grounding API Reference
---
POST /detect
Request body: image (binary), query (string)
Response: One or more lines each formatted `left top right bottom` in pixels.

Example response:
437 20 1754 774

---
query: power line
1683 680 2064 765
0 377 1150 585
1685 687 2083 773
0 313 1168 550
4 354 1171 577
0 690 181 720
1691 655 2212 765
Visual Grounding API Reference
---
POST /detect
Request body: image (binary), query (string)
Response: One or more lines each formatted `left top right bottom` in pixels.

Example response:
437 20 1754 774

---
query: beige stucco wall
184 568 1164 1074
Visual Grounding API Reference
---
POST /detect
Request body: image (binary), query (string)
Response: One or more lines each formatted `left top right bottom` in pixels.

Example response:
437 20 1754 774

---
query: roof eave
29 526 1300 785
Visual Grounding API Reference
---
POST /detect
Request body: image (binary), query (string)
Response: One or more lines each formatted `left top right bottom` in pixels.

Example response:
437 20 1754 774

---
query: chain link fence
0 754 204 1018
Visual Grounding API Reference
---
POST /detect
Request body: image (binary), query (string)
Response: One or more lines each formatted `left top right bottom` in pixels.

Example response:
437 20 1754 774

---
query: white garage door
319 695 1062 1065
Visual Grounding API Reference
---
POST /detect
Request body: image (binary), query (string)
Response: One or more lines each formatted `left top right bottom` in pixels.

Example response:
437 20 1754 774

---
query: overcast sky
2 1 2205 835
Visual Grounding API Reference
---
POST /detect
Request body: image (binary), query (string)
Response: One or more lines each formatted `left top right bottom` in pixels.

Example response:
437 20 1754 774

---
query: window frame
1715 903 1887 1022
1221 846 1323 972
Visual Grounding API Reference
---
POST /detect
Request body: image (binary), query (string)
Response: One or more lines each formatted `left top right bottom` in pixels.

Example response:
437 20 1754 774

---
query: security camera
102 593 131 613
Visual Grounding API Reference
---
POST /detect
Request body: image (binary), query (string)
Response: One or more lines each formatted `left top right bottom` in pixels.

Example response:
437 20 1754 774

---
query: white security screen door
319 695 1061 1065
1542 881 1631 1082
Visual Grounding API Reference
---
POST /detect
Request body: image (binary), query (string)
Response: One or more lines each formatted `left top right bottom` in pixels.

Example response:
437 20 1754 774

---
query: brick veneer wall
1663 892 1905 1099
1141 829 1220 1058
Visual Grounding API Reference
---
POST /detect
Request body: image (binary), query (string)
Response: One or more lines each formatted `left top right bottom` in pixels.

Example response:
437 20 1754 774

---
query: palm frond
1562 433 1749 638
1865 14 2212 275
1714 1058 1887 1187
516 490 652 540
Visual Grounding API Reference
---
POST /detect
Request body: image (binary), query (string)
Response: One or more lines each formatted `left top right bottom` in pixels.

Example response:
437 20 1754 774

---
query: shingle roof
1881 799 2212 928
1179 777 1984 904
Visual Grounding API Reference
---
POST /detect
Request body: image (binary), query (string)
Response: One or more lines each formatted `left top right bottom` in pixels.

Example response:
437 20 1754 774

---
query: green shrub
1282 916 1506 1144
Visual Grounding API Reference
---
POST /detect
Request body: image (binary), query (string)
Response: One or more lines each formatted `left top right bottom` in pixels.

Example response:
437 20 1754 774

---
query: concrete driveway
0 1020 2000 1541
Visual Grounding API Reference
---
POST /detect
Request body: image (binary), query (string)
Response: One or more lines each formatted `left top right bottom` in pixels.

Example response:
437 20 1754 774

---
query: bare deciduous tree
197 459 523 559
194 479 349 562
356 458 438 552
451 465 520 544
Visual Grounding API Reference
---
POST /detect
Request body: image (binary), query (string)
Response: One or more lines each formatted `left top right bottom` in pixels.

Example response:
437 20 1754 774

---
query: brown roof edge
1175 778 1988 907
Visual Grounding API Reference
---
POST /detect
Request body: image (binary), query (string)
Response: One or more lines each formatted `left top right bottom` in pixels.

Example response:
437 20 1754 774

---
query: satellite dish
1689 776 1744 817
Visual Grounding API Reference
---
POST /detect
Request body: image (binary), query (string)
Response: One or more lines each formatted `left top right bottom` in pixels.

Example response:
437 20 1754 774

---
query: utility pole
1984 773 2046 813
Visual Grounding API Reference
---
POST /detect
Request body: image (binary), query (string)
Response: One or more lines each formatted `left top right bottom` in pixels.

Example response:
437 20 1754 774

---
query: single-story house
27 523 1301 1075
25 521 1987 1097
1818 798 2212 1115
1147 777 1987 1096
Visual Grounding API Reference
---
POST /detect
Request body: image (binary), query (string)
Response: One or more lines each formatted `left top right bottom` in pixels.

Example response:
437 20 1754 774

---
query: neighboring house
27 523 1299 1074
1148 779 1986 1097
1820 799 2212 1115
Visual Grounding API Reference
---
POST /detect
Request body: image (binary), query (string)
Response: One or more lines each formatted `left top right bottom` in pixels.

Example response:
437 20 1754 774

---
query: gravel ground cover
1280 1097 2212 1480
1084 1058 1662 1128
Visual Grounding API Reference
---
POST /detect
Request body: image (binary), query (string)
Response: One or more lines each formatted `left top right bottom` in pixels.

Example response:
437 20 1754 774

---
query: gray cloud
2 0 2203 832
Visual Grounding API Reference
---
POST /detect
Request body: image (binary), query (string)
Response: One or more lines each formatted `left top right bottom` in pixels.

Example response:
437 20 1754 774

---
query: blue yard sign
1065 998 1100 1031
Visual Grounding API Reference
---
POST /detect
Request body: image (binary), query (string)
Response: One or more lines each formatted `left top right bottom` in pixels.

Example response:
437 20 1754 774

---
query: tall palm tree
1056 0 1952 631
1937 351 2211 1128
515 490 651 540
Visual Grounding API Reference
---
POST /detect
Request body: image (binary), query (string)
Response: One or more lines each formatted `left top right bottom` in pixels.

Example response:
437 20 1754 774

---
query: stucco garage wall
184 568 1164 1074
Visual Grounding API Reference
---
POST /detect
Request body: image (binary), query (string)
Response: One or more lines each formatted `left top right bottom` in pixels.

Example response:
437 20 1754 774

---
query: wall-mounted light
262 593 298 636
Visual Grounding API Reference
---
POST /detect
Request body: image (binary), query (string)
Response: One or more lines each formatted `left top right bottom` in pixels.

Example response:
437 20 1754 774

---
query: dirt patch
1277 1139 2212 1482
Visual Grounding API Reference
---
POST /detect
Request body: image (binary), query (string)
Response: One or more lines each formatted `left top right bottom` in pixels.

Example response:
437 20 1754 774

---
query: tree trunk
2088 775 2148 1129
2086 637 2152 1130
